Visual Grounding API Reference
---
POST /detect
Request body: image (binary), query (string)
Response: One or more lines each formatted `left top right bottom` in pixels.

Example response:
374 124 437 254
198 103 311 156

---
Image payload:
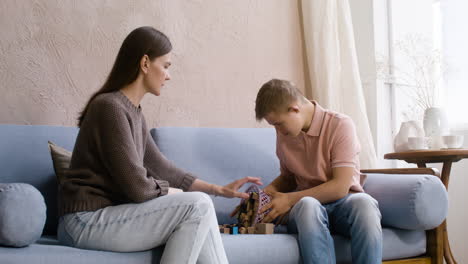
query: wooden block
239 227 247 234
247 226 255 234
231 226 238 235
252 192 259 199
222 227 230 234
255 223 274 234
218 225 225 233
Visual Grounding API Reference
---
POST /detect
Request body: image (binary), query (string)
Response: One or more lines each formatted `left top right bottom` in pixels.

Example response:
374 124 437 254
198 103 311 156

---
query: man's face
264 106 304 137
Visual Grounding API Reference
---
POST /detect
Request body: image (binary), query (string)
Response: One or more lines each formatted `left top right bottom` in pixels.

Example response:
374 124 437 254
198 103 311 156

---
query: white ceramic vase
423 107 447 137
423 107 448 149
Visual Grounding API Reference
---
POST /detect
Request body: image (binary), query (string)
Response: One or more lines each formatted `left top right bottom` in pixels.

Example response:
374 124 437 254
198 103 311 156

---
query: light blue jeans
288 193 382 264
57 192 228 264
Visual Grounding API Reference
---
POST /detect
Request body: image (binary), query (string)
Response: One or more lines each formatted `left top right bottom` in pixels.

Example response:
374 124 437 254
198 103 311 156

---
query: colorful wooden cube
255 223 274 234
231 226 238 235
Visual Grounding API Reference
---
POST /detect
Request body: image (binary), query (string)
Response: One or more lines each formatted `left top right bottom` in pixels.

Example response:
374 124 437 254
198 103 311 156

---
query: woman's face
144 53 172 96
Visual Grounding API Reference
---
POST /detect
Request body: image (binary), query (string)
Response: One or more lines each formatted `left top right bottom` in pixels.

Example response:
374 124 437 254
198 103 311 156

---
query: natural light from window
436 0 468 128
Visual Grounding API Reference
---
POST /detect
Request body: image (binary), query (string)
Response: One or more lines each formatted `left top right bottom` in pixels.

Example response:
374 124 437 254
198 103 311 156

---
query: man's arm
264 173 297 194
261 167 354 223
288 167 354 204
266 144 297 194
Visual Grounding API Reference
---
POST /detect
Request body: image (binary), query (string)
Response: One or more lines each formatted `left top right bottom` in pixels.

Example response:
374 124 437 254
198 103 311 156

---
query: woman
57 26 261 263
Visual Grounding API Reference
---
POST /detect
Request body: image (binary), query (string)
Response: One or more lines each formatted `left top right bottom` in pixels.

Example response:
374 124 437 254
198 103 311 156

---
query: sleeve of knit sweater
94 101 169 202
144 132 197 191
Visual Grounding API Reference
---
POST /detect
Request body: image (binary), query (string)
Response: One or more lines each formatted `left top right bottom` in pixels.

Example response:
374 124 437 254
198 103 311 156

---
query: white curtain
300 0 377 169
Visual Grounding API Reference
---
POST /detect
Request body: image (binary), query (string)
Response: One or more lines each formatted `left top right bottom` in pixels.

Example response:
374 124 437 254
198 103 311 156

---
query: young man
255 79 382 264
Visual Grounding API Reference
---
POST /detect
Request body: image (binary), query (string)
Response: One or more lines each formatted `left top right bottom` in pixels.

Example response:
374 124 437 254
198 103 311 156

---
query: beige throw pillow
47 141 72 183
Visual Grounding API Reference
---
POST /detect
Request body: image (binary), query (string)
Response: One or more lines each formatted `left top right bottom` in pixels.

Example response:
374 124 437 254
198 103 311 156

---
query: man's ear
140 55 150 74
288 105 300 113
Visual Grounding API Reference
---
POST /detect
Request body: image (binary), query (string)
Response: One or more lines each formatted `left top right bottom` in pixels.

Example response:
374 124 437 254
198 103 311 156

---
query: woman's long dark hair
77 26 172 127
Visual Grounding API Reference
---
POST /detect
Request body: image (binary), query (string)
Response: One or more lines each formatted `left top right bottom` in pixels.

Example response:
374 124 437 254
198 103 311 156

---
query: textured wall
0 0 305 128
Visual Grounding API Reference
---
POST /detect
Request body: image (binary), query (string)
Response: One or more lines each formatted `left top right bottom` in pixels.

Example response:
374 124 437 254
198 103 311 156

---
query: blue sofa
0 125 448 264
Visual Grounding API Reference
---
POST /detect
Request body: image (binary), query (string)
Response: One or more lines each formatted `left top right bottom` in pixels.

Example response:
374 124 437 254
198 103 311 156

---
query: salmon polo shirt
276 101 366 193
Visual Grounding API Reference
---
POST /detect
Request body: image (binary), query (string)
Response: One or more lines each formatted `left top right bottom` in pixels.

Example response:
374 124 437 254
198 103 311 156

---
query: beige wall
0 0 306 128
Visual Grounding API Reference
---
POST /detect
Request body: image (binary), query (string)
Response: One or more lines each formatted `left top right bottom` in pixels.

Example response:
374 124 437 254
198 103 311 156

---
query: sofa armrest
362 168 440 176
362 168 447 230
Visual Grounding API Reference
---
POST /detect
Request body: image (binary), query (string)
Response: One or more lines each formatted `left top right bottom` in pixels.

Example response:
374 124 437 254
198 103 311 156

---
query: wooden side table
385 149 468 264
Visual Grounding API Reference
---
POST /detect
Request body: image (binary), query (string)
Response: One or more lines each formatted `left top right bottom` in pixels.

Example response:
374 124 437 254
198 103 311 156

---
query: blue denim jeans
57 192 228 264
288 193 382 264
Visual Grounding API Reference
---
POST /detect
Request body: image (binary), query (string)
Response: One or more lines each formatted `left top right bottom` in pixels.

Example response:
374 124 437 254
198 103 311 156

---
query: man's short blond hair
255 79 306 121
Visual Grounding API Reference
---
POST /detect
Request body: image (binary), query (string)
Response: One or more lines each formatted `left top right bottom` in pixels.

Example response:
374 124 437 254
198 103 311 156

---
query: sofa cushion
48 141 72 184
364 173 448 230
0 183 46 247
0 228 426 264
0 235 163 264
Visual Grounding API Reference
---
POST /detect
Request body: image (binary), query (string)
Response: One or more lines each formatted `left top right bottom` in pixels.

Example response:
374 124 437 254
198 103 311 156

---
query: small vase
394 120 425 152
423 107 448 149
423 107 447 137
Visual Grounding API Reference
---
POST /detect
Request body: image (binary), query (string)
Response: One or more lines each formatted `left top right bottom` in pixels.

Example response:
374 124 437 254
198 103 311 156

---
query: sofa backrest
0 124 79 236
151 127 280 224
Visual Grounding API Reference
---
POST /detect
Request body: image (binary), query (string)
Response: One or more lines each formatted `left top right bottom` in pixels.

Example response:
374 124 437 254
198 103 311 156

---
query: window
389 0 468 129
438 0 468 128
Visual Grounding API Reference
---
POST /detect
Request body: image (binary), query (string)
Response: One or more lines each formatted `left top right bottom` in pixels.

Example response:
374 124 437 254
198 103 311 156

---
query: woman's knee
180 192 215 216
168 191 212 205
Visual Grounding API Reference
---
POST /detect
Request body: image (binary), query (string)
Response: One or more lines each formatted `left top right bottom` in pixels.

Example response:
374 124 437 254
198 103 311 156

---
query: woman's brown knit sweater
59 91 196 216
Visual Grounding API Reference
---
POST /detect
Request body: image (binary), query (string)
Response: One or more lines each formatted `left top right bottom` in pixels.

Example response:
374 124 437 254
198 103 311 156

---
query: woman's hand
167 187 183 195
216 176 263 199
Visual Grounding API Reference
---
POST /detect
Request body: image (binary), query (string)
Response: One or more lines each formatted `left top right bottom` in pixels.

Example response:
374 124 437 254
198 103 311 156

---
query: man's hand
167 187 183 195
260 191 295 223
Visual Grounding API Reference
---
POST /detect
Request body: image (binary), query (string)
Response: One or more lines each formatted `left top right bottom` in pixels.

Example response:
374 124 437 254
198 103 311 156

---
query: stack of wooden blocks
237 192 259 227
219 190 274 235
